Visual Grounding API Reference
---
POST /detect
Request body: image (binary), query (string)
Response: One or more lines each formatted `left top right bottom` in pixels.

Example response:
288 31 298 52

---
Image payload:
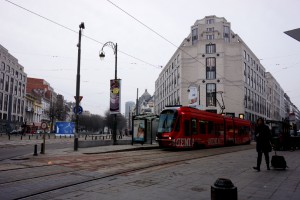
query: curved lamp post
99 42 118 145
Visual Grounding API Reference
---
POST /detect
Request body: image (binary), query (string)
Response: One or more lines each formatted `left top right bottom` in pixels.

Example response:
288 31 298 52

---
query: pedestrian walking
253 118 272 171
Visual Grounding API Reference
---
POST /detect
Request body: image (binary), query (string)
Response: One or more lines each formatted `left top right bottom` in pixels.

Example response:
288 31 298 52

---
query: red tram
156 106 251 148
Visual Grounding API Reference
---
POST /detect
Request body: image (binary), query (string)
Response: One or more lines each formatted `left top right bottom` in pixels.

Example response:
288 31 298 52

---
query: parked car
9 130 22 135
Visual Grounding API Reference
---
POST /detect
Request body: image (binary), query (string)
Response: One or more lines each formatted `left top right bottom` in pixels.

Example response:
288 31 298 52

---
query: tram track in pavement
0 149 167 172
0 144 255 200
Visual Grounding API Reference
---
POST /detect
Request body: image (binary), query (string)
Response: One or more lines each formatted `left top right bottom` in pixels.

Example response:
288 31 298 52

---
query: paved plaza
0 142 299 200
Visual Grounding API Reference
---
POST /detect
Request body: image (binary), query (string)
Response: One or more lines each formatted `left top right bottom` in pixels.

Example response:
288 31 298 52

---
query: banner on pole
110 79 121 114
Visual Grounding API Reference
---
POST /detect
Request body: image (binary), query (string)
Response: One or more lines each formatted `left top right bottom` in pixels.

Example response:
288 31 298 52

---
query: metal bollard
85 135 87 140
40 143 45 154
29 135 31 140
33 144 38 156
21 135 23 140
74 137 78 151
8 134 10 140
95 136 97 140
36 135 38 139
211 178 237 200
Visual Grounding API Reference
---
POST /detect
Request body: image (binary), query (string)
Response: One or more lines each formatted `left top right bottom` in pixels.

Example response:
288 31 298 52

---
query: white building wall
154 15 268 122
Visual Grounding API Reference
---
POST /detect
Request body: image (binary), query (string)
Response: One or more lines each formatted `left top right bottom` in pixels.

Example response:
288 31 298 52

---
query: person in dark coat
253 118 272 171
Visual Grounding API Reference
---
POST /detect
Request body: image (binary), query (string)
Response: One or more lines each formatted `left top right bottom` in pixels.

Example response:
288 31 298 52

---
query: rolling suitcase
271 150 287 169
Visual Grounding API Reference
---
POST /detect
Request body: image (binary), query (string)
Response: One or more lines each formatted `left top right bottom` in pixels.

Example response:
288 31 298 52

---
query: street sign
41 122 47 130
73 106 83 114
74 96 83 103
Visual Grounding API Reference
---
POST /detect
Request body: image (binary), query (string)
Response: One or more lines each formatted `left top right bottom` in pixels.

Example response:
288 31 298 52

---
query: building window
0 72 4 90
206 57 216 79
0 92 2 111
13 97 17 113
206 83 216 107
14 80 17 95
4 94 8 111
207 27 214 32
207 34 214 40
192 28 198 45
206 43 216 54
243 62 247 82
5 75 9 92
17 99 20 114
18 82 21 96
243 50 246 59
224 26 230 42
1 62 5 71
206 18 215 24
10 77 13 93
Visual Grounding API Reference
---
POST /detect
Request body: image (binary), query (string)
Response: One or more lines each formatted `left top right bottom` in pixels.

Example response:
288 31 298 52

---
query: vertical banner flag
188 86 198 107
110 79 121 114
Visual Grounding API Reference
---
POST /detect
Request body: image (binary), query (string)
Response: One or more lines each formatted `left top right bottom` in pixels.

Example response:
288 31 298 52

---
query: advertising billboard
110 79 121 114
55 122 75 134
188 86 198 107
133 119 145 142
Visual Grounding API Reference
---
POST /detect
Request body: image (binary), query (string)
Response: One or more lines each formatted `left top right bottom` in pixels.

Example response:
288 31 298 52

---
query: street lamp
74 22 85 151
99 42 118 145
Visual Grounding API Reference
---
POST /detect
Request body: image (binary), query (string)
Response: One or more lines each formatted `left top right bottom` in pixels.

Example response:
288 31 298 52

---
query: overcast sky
1 0 300 115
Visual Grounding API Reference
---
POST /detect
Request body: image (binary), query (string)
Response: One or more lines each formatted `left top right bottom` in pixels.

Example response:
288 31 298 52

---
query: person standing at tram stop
253 118 272 171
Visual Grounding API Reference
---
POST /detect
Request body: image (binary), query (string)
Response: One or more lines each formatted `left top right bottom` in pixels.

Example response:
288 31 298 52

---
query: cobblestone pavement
0 144 299 200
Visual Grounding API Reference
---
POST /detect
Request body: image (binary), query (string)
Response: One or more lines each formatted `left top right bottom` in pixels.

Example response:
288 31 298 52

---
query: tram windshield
157 110 177 133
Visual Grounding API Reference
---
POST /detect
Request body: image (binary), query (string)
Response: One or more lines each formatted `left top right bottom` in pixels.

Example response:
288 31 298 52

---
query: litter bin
211 178 237 200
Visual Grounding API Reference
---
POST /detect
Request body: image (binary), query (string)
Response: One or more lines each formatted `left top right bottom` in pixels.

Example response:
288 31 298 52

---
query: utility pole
74 22 85 151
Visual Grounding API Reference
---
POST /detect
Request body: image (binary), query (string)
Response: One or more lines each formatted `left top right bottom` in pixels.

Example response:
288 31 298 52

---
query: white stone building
154 16 268 122
0 44 27 131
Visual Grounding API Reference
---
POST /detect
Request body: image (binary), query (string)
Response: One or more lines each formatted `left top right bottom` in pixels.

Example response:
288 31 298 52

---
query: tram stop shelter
131 114 159 145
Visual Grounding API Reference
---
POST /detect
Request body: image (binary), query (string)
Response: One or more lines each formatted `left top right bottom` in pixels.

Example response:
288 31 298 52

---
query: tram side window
175 116 181 132
199 121 206 134
227 125 233 132
208 121 214 134
215 123 220 135
238 126 247 135
191 119 197 135
184 120 190 136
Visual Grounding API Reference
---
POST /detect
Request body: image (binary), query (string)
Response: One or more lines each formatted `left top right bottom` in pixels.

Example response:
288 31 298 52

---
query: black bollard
40 143 45 154
33 144 38 156
95 136 97 140
29 135 31 140
36 135 38 139
211 178 237 200
8 134 10 140
74 137 78 151
21 135 23 140
85 135 87 140
60 135 61 138
48 134 50 139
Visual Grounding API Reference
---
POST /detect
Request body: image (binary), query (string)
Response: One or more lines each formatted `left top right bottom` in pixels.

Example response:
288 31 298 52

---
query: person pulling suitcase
253 118 272 172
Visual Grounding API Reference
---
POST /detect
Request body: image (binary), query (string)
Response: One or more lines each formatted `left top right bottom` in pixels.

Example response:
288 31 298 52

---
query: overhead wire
4 0 161 69
105 0 251 95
